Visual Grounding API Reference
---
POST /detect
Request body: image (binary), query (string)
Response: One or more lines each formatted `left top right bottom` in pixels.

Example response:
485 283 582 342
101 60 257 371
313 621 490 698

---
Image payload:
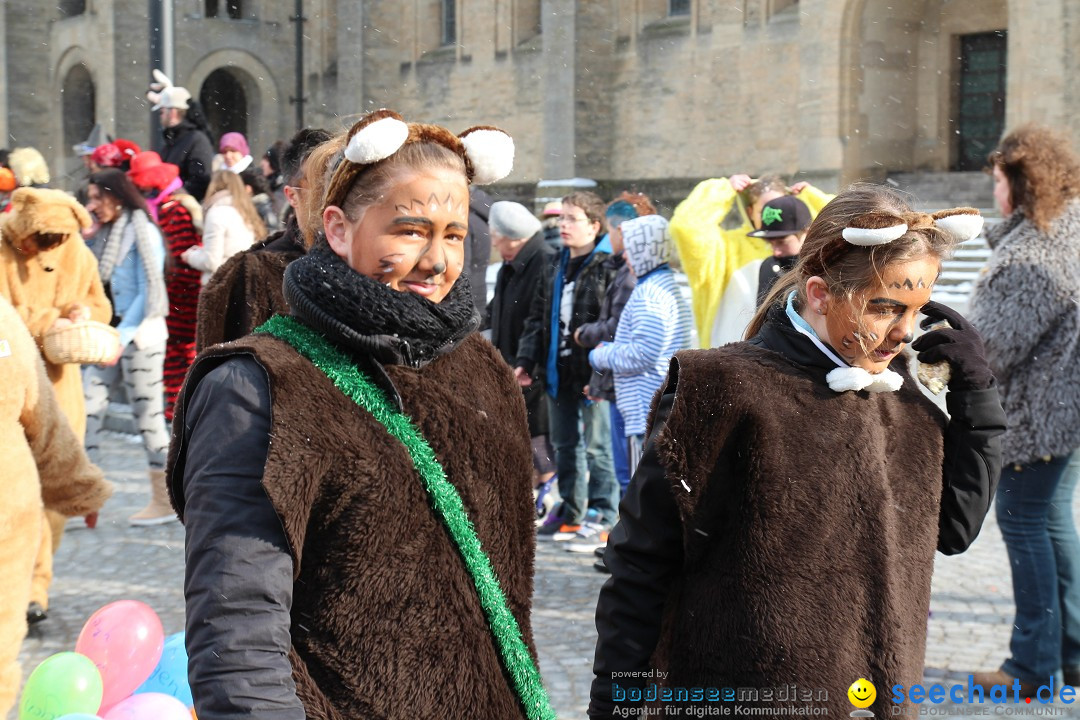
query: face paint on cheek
377 253 406 279
838 330 878 361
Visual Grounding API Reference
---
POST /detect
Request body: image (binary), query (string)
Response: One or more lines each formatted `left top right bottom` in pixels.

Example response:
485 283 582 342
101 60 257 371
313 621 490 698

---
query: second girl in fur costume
589 184 1007 718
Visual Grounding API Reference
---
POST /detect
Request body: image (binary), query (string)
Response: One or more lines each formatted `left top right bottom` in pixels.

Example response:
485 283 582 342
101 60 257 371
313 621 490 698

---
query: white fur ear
842 224 908 246
344 116 410 165
934 213 984 243
460 129 515 185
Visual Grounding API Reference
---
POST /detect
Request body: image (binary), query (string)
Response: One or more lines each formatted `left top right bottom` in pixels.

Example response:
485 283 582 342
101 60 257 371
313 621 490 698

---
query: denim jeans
610 402 631 495
998 452 1080 682
547 390 619 525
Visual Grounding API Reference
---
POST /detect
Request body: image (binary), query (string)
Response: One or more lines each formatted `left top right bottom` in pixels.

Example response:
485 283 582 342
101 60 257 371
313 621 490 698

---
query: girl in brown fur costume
589 184 1007 718
168 111 553 718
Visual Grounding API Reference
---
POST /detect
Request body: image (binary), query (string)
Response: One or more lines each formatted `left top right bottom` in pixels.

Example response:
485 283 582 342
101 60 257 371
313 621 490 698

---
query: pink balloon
75 601 164 712
102 693 188 720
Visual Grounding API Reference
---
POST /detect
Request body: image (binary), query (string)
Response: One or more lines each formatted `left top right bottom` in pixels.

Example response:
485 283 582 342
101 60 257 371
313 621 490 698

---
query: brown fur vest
650 344 946 716
185 332 537 719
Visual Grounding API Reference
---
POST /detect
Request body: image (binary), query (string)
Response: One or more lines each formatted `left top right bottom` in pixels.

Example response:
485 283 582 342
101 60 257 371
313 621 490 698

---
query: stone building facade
0 0 1073 207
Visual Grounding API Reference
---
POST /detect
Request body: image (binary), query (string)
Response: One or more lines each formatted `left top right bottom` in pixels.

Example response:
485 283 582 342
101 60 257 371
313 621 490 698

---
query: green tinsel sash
257 314 555 720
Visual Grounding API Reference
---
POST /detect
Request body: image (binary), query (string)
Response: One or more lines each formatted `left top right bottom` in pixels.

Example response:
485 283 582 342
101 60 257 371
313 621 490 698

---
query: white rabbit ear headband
841 207 983 247
323 109 514 211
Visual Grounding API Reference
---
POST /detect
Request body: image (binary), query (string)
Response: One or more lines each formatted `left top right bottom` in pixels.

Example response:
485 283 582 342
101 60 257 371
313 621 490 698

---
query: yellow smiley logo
848 678 876 709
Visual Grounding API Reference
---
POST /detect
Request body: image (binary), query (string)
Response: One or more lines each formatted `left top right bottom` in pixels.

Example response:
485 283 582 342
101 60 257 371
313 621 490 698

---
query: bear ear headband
324 109 514 211
841 207 983 246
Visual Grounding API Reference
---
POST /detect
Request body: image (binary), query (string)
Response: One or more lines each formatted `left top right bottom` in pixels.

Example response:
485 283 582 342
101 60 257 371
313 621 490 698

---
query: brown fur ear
931 207 980 220
409 124 465 156
848 212 906 230
348 108 404 138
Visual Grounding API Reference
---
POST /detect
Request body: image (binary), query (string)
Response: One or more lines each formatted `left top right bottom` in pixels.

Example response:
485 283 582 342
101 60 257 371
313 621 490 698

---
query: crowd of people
0 70 1077 719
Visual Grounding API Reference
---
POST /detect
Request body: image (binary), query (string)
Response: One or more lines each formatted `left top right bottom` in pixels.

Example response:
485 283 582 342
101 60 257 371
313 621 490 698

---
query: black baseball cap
748 195 812 238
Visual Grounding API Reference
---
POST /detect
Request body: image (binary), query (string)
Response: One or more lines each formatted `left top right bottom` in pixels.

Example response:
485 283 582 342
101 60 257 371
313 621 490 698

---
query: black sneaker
26 602 47 625
594 546 606 559
594 557 611 574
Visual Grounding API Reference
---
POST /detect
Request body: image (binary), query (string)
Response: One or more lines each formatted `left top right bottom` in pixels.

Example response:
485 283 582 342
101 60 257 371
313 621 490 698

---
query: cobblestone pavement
15 431 1080 718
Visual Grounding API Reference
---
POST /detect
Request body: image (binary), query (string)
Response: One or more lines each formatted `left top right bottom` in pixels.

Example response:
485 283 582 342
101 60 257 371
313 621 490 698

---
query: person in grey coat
969 123 1080 695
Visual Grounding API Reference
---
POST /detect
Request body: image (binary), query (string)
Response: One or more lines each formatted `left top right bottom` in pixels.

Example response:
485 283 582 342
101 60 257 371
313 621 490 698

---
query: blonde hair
746 183 959 339
204 170 266 239
300 132 347 248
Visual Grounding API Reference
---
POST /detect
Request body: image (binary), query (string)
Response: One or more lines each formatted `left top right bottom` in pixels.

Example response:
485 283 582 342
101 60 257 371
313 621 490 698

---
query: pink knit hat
219 132 250 156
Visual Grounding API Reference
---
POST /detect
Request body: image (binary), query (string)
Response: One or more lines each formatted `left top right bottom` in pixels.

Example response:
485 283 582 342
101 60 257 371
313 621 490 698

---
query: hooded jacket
589 216 692 437
968 201 1080 463
588 305 1006 719
0 188 112 438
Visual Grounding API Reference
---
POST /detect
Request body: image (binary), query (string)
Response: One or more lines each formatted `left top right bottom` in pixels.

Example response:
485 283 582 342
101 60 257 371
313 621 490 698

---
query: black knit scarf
283 240 480 367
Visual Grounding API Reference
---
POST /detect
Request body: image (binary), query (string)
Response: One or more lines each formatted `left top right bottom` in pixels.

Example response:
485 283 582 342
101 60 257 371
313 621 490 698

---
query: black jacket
575 254 636 401
516 244 615 395
588 307 1007 719
464 187 492 312
162 119 214 202
486 231 557 366
755 253 797 306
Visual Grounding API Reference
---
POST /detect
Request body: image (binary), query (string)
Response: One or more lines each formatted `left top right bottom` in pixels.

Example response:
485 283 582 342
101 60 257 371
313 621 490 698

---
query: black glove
911 301 994 391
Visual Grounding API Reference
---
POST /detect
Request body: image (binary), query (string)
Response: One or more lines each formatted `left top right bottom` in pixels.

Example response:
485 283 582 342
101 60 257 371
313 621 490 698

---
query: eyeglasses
557 214 589 225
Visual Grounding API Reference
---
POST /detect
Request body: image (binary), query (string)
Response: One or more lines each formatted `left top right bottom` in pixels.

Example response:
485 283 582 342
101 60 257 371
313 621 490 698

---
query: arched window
62 64 95 156
200 68 248 141
206 0 244 19
669 0 691 16
58 0 86 18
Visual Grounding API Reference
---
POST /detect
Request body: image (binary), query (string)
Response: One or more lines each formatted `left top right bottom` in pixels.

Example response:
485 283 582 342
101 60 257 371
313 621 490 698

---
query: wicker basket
42 320 121 365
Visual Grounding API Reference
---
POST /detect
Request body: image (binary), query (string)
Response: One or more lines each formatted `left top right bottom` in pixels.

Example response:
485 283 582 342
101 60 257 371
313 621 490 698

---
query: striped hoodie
589 215 692 437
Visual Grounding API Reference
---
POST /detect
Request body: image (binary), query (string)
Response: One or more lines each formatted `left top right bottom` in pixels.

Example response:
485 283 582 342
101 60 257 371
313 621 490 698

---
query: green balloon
19 652 103 720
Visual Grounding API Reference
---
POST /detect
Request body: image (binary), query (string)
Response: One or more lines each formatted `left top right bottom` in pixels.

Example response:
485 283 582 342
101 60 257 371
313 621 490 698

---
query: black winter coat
516 245 615 395
162 119 214 202
486 232 556 367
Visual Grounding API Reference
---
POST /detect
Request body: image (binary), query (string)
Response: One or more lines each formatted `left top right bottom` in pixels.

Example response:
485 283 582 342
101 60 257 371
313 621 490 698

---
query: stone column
541 0 575 179
336 0 365 115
